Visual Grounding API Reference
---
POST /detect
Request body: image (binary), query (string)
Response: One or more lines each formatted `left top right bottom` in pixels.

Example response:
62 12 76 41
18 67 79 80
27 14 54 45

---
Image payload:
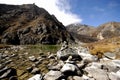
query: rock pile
0 45 58 80
0 53 17 80
43 44 120 80
0 46 37 79
0 44 120 80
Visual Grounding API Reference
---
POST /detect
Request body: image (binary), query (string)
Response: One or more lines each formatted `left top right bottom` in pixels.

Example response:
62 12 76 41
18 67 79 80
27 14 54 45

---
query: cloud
0 0 82 25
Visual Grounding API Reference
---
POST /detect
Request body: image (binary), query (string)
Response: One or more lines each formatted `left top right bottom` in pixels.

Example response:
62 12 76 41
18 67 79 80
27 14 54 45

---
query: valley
0 4 120 80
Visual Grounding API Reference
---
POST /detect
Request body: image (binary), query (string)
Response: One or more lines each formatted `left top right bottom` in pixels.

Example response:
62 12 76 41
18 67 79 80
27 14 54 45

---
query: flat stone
104 52 116 59
85 67 109 80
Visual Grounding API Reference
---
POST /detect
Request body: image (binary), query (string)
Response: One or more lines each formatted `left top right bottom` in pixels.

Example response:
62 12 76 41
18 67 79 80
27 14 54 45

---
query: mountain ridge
0 4 74 45
66 21 120 43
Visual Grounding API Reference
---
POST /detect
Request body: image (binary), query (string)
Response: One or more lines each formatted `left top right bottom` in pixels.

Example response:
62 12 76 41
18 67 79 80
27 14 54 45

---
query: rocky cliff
0 4 74 45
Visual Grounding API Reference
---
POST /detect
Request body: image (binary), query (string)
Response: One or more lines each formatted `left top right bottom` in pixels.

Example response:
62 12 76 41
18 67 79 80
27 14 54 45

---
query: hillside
66 23 98 43
94 22 120 39
66 23 96 36
66 22 120 43
85 36 120 58
0 4 74 45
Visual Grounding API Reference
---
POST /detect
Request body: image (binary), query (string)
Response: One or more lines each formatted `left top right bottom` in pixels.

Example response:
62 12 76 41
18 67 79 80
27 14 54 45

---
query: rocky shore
0 43 120 80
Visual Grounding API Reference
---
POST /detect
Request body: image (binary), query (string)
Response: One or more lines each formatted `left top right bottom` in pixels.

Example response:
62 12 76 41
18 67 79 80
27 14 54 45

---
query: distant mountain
66 23 96 36
66 22 120 43
94 22 120 40
0 4 74 45
66 23 98 43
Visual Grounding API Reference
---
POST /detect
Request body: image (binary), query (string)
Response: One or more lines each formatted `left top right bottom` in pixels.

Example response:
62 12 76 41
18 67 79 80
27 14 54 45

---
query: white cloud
0 0 82 25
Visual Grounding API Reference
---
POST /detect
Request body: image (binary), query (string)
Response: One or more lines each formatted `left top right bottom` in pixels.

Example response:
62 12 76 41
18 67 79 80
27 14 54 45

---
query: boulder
87 62 103 69
112 60 120 67
57 48 82 61
61 63 82 76
85 67 109 80
28 56 37 62
44 70 65 80
28 74 43 80
102 61 120 72
108 72 120 80
78 52 98 62
116 70 120 77
48 61 64 71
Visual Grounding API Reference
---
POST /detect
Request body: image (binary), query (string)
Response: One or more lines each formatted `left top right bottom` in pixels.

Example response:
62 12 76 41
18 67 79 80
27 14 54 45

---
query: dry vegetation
0 44 11 49
85 37 120 56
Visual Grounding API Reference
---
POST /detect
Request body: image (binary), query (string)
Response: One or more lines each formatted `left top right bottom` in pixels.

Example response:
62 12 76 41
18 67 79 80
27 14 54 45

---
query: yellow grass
86 37 120 56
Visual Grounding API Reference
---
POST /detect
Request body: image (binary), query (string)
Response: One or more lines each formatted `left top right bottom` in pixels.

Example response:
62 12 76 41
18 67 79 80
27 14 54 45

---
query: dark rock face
0 4 74 45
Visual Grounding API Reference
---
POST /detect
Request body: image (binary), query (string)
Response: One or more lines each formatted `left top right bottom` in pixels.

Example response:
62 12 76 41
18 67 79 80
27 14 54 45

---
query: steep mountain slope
66 23 96 36
0 4 74 45
94 22 120 39
66 23 98 43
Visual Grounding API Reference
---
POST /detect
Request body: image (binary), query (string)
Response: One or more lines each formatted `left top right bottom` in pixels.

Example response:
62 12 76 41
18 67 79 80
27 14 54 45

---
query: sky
0 0 120 26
